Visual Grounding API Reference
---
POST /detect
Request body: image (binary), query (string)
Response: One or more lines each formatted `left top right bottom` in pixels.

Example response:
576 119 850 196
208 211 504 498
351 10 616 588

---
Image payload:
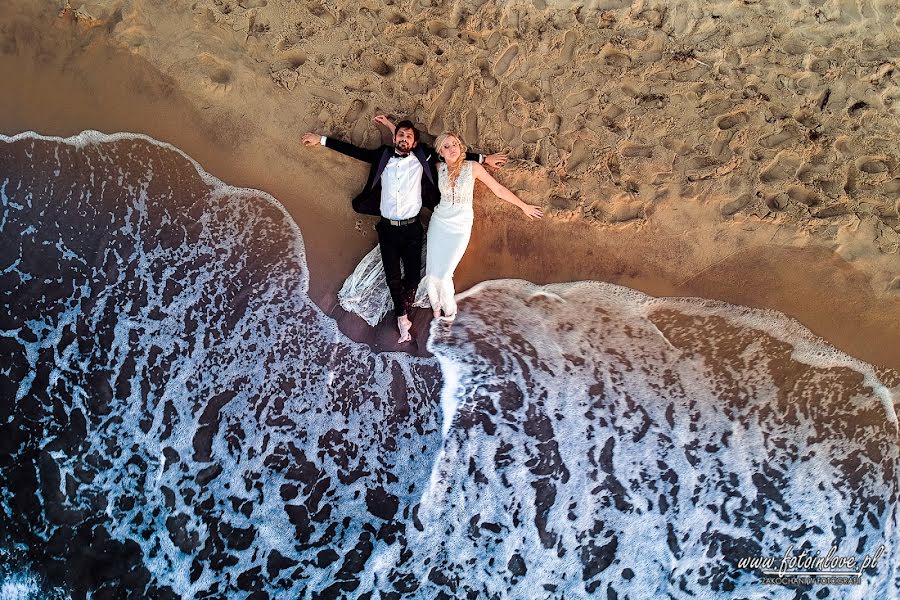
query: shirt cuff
320 136 327 146
479 154 485 163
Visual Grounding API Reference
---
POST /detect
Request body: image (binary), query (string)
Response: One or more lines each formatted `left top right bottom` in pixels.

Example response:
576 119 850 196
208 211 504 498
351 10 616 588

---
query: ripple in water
0 132 897 599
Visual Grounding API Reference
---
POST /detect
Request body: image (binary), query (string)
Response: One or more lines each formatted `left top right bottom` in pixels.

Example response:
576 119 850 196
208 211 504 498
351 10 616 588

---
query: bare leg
397 314 412 343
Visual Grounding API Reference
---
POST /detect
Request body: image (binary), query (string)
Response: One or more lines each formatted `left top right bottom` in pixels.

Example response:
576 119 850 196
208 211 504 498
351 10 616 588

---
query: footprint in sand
758 125 801 149
786 185 821 207
814 203 852 218
427 20 453 38
619 142 654 158
567 139 592 173
601 104 626 131
714 111 748 131
701 95 736 118
345 99 369 146
209 67 233 88
844 164 858 194
512 81 541 102
463 109 479 144
307 2 336 26
847 100 869 117
884 178 900 196
384 10 407 25
500 120 520 145
635 31 666 64
475 57 497 88
673 62 710 82
607 153 622 183
599 43 631 67
200 55 234 92
609 200 645 223
367 57 394 77
720 193 753 216
759 151 802 183
399 44 426 66
709 131 734 163
882 86 900 115
275 49 306 70
309 86 344 105
855 155 890 174
522 128 550 144
764 192 790 212
428 72 458 132
548 114 562 134
796 157 832 183
562 88 595 110
558 30 578 64
494 44 519 77
549 195 579 211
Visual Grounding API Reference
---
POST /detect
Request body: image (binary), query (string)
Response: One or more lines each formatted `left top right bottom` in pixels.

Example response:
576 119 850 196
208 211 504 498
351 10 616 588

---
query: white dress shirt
380 153 423 220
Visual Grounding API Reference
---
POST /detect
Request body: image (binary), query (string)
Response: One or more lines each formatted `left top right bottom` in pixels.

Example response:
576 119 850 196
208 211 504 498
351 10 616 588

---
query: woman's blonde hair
434 131 467 186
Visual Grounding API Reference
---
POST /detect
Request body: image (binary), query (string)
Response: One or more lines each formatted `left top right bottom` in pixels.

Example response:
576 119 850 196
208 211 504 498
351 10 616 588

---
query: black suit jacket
323 137 482 216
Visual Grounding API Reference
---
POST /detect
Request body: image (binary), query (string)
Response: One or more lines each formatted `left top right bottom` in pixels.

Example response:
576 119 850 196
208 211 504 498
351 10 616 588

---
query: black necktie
394 151 409 159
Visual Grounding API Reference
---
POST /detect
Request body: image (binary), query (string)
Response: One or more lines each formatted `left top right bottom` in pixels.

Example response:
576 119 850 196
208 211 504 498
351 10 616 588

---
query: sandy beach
2 2 899 598
2 0 899 367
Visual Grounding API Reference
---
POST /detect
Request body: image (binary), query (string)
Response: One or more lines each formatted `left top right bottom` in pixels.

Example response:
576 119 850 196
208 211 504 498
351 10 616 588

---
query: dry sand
2 0 899 368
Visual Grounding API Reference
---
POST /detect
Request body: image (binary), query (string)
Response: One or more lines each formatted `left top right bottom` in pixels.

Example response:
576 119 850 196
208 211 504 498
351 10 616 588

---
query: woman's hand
372 115 396 134
521 204 544 220
472 161 544 220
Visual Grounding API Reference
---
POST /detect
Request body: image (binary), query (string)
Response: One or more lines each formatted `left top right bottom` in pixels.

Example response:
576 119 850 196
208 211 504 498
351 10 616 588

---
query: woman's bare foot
433 309 441 319
397 314 412 343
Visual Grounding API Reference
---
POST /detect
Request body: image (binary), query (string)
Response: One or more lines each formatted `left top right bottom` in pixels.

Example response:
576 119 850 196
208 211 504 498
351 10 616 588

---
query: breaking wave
1 132 896 599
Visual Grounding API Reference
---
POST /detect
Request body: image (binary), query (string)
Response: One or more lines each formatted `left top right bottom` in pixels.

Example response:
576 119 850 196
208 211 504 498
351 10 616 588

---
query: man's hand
372 115 396 134
301 132 322 146
484 153 508 169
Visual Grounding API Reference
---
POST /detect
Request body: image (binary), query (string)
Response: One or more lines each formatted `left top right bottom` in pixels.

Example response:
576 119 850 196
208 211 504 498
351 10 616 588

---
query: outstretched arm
372 115 396 135
471 162 543 220
300 132 380 164
461 150 507 168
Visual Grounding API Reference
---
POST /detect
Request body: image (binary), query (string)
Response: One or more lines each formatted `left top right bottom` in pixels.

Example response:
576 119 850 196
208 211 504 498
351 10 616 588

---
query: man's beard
396 141 411 152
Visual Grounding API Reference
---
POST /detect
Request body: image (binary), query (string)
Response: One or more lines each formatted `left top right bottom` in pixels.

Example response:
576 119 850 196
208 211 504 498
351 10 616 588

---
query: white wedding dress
338 161 475 325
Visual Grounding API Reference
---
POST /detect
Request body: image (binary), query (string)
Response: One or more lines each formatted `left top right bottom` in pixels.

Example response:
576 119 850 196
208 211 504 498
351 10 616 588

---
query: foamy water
1 132 897 599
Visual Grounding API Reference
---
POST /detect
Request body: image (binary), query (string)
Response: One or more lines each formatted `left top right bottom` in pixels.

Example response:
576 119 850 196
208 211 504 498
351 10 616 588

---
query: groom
301 116 506 342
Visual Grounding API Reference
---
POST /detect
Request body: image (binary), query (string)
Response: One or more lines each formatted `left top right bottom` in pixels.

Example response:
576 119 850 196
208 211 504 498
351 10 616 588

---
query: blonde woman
416 132 543 321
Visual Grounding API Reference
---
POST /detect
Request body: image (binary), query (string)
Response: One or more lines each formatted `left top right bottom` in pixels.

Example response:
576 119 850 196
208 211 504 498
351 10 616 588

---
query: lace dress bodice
437 161 475 207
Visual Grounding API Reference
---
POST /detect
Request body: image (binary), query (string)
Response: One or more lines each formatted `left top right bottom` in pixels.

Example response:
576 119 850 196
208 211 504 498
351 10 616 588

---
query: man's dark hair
395 120 420 142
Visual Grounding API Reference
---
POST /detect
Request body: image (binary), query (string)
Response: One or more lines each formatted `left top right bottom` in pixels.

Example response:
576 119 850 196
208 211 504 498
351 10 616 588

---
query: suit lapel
372 146 392 187
414 146 435 185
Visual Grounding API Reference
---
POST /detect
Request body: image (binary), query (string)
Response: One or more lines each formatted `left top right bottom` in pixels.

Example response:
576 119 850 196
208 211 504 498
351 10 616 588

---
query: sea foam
1 131 896 599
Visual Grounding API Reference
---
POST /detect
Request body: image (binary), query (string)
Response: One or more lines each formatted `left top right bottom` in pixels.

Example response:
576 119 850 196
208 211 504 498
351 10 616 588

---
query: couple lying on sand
302 116 542 343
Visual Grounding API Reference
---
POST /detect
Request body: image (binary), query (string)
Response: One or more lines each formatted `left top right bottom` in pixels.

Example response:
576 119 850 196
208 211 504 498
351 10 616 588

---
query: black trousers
376 218 423 317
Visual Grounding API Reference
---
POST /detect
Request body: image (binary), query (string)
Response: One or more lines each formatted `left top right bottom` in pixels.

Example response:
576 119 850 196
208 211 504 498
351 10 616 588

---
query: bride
338 129 543 341
419 132 543 323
